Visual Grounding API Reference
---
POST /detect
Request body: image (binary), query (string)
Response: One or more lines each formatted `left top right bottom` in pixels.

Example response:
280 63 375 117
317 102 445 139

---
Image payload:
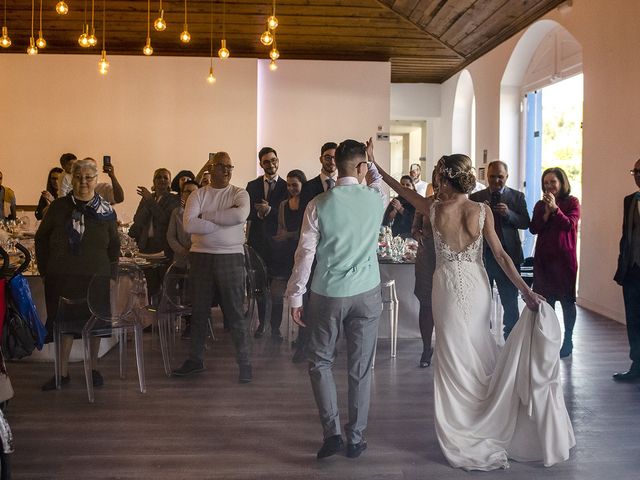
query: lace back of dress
429 201 485 268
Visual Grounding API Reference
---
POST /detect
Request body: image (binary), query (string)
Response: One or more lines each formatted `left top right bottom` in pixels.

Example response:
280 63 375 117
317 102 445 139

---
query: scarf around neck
66 193 116 254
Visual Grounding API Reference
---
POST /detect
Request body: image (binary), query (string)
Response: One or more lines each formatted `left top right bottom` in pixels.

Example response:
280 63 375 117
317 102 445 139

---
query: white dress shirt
285 164 384 307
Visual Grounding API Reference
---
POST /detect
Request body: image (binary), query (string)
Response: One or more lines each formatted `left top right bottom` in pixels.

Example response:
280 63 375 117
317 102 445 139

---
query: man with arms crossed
286 139 384 459
173 152 253 383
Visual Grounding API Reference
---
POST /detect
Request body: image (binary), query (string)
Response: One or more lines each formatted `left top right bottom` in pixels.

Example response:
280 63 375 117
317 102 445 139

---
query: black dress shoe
317 435 343 459
42 375 70 391
419 350 432 368
559 339 573 358
346 441 367 458
254 324 265 339
92 370 104 388
613 369 640 382
239 364 252 384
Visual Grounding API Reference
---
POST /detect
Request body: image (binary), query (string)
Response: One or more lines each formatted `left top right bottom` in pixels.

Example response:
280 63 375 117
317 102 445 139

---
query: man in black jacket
246 147 288 339
299 142 338 211
613 159 640 382
470 160 530 339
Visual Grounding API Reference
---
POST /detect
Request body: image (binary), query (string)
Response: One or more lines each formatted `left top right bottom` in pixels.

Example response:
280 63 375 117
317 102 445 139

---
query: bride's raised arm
367 138 430 216
482 206 544 311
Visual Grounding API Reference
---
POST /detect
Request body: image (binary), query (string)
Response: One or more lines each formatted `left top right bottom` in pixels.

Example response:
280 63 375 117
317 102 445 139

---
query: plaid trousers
188 252 251 365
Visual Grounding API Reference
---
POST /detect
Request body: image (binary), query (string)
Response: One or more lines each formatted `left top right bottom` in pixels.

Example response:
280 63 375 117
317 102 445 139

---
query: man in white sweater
172 151 253 383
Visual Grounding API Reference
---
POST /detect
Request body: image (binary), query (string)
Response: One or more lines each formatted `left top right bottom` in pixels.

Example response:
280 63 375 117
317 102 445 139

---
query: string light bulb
27 37 38 55
87 0 97 45
55 1 69 15
180 27 190 43
154 0 166 31
207 65 216 83
218 39 229 59
267 15 278 30
78 27 89 47
260 28 273 46
269 46 279 61
98 0 108 74
0 27 10 48
27 0 38 54
98 50 109 74
35 0 46 48
88 31 97 45
143 0 153 54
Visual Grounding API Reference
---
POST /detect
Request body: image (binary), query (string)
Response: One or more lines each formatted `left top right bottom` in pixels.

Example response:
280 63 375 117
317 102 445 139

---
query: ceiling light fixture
217 0 229 59
36 0 46 48
267 0 278 30
88 0 98 46
98 0 108 74
180 0 190 43
259 24 273 46
207 0 215 83
143 0 153 55
78 0 90 47
154 0 166 31
27 0 38 54
269 36 279 61
1 0 11 48
56 1 69 15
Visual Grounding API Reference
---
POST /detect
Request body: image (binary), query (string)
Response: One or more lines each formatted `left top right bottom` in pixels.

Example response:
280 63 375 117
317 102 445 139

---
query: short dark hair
59 153 77 166
487 160 508 173
181 179 200 192
258 147 277 160
171 170 195 192
400 175 416 190
286 169 307 184
335 139 366 168
541 167 571 198
320 142 338 155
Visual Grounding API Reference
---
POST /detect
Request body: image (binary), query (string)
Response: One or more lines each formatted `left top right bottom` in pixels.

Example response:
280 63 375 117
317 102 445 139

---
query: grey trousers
305 285 382 444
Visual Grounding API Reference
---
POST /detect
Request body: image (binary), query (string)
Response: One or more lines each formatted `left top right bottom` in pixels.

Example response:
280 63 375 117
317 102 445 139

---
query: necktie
266 179 275 201
326 178 335 191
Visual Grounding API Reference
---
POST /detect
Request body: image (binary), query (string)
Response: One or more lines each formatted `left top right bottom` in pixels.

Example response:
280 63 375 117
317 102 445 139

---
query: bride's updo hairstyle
437 154 476 194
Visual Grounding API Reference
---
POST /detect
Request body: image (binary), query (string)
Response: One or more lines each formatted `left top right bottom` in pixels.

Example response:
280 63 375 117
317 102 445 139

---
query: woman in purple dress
530 167 580 358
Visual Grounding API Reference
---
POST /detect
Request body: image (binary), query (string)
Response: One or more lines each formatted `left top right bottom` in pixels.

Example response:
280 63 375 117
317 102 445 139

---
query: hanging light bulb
143 38 153 55
55 1 69 14
267 15 278 30
35 0 46 48
153 0 166 31
0 27 10 48
98 49 109 74
143 0 153 54
217 0 229 59
88 29 97 46
269 46 279 61
269 59 277 71
27 37 38 55
180 27 190 43
206 0 216 84
87 0 97 45
98 0 109 74
218 39 229 59
78 26 90 47
207 65 216 84
27 0 38 54
260 29 273 46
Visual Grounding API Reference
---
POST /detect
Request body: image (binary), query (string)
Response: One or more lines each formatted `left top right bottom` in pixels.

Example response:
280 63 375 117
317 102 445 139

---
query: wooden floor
6 307 640 480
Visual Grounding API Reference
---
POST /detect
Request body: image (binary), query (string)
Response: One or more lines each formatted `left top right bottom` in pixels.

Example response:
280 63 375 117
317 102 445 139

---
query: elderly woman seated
35 158 120 391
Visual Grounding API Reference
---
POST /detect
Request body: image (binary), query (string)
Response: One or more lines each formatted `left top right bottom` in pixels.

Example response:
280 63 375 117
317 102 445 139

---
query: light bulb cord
102 0 106 49
3 0 6 28
30 0 35 37
38 0 42 33
272 0 276 17
222 0 225 38
159 0 163 13
184 0 187 24
83 0 87 30
146 0 150 39
91 0 95 31
209 0 213 59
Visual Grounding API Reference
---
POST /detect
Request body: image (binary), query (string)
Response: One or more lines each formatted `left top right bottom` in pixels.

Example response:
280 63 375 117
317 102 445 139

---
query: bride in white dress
372 149 575 471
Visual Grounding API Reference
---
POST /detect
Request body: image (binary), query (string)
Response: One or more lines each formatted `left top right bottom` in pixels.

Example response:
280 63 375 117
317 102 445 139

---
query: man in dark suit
291 141 337 362
246 147 289 339
612 159 640 382
470 160 530 338
299 142 338 211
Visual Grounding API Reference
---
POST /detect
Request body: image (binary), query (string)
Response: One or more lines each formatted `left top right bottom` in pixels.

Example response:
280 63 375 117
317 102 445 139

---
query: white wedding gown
430 202 575 471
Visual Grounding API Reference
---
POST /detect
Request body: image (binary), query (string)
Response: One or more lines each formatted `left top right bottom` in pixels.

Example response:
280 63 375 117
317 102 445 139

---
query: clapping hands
542 191 558 213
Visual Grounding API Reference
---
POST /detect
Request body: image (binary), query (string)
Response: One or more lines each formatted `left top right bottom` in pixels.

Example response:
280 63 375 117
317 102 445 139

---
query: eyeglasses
261 158 278 165
322 155 335 162
213 164 234 171
631 169 640 176
73 175 98 182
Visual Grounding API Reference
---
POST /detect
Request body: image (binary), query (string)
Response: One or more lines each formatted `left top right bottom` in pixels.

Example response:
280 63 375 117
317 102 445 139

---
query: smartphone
103 155 111 168
209 152 216 162
490 191 501 206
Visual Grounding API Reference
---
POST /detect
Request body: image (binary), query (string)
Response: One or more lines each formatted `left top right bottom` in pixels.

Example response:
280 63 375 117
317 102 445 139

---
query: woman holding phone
530 167 581 358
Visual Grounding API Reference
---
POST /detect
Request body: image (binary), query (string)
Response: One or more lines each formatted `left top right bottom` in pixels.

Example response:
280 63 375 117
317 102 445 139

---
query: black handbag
2 298 37 360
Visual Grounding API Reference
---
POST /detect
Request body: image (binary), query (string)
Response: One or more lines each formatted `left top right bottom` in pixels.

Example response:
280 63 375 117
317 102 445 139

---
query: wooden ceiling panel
0 0 567 82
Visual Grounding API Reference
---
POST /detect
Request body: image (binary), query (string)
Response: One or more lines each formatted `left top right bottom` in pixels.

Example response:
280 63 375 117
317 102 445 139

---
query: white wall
447 0 640 322
258 59 391 181
0 56 391 221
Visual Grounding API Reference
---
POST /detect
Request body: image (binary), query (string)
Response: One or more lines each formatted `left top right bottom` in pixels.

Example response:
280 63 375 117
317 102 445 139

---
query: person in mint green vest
286 138 385 460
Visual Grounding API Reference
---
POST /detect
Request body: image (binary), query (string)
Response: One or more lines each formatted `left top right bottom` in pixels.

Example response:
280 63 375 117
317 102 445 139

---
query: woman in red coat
530 167 580 358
